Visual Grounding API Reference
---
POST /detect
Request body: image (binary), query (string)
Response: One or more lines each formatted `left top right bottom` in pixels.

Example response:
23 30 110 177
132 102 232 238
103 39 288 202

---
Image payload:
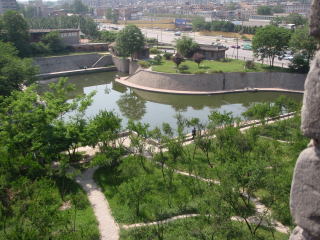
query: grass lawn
0 176 99 239
120 217 288 240
93 157 212 224
152 59 287 74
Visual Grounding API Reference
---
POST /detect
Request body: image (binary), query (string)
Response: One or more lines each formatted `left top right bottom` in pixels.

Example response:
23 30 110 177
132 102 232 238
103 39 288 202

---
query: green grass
120 217 289 240
93 157 212 224
152 59 287 74
0 176 99 240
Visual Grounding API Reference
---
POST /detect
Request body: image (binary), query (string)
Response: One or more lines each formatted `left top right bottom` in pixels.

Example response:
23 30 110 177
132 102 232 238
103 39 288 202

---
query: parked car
174 31 181 36
242 44 252 50
231 45 240 49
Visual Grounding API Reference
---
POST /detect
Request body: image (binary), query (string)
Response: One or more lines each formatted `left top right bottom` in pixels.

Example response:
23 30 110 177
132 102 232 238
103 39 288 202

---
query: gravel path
76 167 119 240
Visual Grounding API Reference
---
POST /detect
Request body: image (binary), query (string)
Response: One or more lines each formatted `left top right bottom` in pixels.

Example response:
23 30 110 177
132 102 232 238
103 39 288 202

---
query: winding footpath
76 167 120 240
75 114 296 239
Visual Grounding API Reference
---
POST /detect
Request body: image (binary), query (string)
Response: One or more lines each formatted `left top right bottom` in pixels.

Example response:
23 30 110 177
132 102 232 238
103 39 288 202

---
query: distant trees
192 18 258 34
99 30 118 43
27 15 99 39
116 25 144 60
252 25 291 66
106 8 119 24
0 41 36 96
257 6 272 15
176 36 199 58
72 0 89 14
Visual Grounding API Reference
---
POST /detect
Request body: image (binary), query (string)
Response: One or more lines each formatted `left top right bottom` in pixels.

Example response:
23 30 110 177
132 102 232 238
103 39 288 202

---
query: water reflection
117 91 146 121
38 72 303 130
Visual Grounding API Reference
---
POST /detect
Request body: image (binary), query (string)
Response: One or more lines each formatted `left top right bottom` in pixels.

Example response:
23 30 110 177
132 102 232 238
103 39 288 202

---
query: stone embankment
34 53 115 79
116 69 306 95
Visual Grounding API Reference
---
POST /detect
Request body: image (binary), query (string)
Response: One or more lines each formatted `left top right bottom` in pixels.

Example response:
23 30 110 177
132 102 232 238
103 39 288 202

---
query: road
100 23 290 67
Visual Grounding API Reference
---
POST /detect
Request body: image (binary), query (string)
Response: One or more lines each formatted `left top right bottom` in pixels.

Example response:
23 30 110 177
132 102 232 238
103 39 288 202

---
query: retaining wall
120 70 306 93
34 53 113 74
112 55 130 73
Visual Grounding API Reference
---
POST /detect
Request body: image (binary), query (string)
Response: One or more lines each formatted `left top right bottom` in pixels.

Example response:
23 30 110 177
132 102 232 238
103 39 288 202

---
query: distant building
29 29 80 45
196 44 228 60
0 0 18 14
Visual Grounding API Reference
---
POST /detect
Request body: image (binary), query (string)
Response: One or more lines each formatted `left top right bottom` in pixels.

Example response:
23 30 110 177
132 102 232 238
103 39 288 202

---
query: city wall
34 53 113 74
117 70 306 94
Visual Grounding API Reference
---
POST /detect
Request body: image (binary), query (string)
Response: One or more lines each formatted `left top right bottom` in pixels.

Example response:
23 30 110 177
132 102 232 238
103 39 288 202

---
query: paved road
100 24 290 67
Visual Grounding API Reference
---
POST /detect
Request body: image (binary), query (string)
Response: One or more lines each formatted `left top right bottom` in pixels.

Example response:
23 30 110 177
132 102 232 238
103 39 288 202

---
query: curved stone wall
117 70 306 94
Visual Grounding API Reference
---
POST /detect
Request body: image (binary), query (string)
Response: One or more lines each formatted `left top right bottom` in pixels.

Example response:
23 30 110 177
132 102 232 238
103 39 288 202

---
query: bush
149 47 161 54
153 54 162 65
207 69 223 74
146 38 158 45
30 42 50 55
178 65 189 71
163 52 173 60
289 54 309 73
138 60 151 68
194 70 206 74
244 60 255 69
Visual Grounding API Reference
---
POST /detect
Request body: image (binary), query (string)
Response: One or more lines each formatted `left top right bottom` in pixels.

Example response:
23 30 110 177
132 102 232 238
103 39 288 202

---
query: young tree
175 36 199 58
116 25 144 60
192 52 204 68
252 25 291 66
172 53 184 70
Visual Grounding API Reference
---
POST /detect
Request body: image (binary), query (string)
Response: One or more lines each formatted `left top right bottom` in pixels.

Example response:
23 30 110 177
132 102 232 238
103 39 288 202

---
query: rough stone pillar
290 1 320 238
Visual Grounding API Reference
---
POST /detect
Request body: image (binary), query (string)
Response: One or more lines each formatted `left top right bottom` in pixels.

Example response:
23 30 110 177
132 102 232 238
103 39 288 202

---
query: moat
38 71 303 129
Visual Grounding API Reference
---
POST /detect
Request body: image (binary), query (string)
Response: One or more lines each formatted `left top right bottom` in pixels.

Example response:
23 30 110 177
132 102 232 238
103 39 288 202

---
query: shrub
194 70 206 74
244 60 255 69
178 65 189 71
172 53 184 69
138 60 151 68
149 47 161 54
163 52 173 60
30 42 50 55
192 52 205 68
153 54 162 65
207 69 223 74
289 54 309 73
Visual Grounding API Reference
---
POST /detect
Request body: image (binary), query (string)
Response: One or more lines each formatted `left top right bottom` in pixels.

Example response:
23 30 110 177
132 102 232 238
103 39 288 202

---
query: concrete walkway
76 167 120 240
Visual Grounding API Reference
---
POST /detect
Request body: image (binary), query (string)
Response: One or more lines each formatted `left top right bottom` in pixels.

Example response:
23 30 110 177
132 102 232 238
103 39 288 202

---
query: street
101 24 290 67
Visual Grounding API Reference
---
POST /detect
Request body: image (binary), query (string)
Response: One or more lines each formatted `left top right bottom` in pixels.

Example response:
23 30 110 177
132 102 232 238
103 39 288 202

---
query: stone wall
112 55 130 73
34 53 113 74
122 70 306 93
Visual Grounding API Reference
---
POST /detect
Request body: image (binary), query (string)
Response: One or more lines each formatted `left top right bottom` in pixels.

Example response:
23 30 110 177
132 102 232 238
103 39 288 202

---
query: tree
176 36 199 58
41 31 66 53
289 26 317 64
257 6 272 15
252 25 291 66
106 8 118 24
285 13 307 26
1 10 30 57
99 30 118 43
172 53 184 70
192 52 204 68
116 25 145 60
192 17 207 31
72 0 89 14
0 41 36 96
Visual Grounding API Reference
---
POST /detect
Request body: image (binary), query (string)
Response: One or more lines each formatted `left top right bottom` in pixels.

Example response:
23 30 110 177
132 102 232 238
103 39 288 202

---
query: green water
38 71 303 130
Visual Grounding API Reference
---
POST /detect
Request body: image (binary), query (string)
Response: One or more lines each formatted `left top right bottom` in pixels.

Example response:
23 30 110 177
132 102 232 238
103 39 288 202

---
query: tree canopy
0 10 31 57
252 25 291 66
175 36 199 58
116 25 145 60
0 41 36 96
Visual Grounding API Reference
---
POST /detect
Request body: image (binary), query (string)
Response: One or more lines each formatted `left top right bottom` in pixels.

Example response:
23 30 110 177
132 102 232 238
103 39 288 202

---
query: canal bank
116 70 306 95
